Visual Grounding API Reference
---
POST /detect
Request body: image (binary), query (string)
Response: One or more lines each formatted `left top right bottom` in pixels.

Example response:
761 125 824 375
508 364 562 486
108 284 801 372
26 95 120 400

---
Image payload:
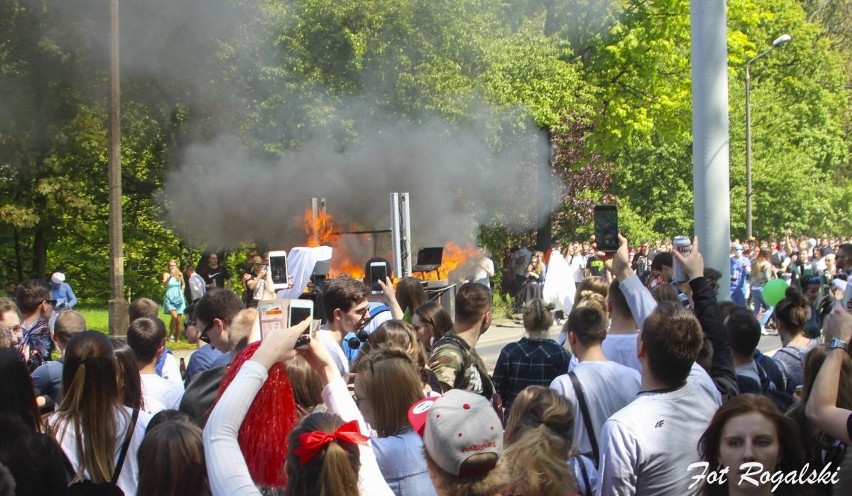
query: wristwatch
828 338 849 352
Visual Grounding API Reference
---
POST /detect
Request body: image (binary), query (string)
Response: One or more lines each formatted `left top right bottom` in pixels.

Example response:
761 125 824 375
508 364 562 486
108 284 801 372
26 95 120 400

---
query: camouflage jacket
428 330 493 399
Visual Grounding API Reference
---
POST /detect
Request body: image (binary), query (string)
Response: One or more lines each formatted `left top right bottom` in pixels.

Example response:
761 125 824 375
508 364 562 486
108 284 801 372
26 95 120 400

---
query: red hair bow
292 420 369 464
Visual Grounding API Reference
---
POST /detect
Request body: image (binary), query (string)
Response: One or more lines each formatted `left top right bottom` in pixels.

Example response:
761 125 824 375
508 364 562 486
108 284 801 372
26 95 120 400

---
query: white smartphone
369 261 389 294
288 298 314 327
267 250 288 291
288 299 314 347
258 300 286 340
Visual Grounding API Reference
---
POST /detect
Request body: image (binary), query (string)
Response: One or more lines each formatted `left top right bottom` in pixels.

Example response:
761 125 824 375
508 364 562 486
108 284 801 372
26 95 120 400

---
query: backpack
432 333 494 400
62 409 139 496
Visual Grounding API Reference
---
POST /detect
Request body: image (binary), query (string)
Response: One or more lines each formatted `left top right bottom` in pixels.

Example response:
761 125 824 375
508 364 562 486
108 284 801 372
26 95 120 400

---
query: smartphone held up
594 205 619 253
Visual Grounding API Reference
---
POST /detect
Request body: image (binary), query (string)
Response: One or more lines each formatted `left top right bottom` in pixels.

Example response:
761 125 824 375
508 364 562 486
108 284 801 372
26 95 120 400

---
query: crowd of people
0 232 851 496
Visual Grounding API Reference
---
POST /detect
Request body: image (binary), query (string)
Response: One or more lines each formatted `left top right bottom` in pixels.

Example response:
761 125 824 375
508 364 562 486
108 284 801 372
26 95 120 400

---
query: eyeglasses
353 392 369 408
198 320 215 344
184 321 196 330
352 306 370 317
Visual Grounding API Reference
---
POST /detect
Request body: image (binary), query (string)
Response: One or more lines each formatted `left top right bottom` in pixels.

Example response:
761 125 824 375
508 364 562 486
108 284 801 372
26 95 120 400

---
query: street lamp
745 33 791 239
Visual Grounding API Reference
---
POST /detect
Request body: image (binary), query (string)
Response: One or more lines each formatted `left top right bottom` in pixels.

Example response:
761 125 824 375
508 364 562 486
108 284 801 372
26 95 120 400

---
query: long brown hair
285 413 360 496
137 421 210 496
413 301 453 349
698 394 806 496
355 348 424 437
48 331 124 484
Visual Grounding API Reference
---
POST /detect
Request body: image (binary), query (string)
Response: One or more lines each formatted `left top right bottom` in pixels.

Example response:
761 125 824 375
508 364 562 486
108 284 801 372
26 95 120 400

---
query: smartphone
268 250 288 291
288 298 314 327
258 300 286 340
289 299 314 347
594 205 619 252
369 261 389 294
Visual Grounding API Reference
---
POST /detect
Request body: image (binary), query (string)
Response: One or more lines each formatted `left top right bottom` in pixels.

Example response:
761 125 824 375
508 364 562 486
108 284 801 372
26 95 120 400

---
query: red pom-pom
217 342 298 488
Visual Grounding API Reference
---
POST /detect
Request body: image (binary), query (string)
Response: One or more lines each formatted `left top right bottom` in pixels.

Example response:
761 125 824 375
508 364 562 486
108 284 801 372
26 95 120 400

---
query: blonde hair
356 320 430 387
574 290 608 322
168 259 185 289
502 386 578 496
576 276 609 300
523 299 554 337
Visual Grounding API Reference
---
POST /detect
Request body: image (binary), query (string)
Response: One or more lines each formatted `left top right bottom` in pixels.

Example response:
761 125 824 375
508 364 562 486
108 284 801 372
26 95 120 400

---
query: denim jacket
372 429 437 496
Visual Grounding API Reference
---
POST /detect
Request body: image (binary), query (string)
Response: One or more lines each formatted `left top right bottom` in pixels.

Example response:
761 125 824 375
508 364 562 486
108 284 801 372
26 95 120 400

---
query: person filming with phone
242 252 267 309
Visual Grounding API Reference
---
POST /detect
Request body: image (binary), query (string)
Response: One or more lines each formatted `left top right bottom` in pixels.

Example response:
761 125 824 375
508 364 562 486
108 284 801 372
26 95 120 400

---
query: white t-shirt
597 380 719 496
141 373 183 410
601 332 642 374
49 406 151 496
316 329 350 376
550 360 641 456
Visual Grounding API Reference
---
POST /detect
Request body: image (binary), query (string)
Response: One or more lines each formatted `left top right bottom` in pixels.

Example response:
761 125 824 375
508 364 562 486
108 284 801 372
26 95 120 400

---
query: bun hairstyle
523 299 555 335
774 286 808 332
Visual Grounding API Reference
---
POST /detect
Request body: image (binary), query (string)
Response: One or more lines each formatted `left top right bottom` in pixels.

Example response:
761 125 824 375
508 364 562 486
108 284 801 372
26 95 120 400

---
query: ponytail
317 441 360 496
286 413 361 496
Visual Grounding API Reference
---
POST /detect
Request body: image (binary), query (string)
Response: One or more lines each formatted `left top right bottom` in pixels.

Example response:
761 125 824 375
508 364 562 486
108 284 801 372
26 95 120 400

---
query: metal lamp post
745 33 791 239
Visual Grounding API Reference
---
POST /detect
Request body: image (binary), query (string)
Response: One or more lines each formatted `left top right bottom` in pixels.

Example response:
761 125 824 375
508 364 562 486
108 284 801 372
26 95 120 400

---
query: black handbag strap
576 456 592 496
111 408 139 484
569 371 599 468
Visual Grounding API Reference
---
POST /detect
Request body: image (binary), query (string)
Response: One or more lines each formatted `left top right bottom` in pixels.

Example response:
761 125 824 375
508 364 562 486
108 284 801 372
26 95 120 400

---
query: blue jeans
751 287 773 326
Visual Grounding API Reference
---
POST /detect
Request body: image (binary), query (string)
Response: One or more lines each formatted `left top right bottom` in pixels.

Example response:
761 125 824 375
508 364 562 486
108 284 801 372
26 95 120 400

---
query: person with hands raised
204 317 394 496
806 304 852 445
605 234 658 329
672 237 739 402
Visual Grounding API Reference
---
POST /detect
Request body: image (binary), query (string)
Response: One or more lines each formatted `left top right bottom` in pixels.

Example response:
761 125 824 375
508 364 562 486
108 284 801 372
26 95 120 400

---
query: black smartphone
369 261 388 294
594 205 619 252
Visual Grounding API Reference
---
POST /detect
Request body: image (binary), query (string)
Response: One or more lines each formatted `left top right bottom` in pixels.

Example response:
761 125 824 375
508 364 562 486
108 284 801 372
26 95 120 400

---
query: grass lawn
75 305 196 351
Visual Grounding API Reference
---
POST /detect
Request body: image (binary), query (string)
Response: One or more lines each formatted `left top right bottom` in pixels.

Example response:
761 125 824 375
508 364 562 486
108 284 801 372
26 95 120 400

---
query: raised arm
806 305 852 444
674 237 738 400
610 234 657 328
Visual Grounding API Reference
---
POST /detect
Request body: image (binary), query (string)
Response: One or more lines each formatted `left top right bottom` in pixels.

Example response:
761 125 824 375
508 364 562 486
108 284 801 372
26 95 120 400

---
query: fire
299 209 365 279
418 242 480 281
299 208 480 283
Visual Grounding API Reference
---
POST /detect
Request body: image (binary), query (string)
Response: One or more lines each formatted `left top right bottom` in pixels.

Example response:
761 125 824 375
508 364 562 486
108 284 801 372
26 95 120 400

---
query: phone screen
269 256 287 285
258 302 285 339
289 306 312 327
594 206 619 252
369 263 388 292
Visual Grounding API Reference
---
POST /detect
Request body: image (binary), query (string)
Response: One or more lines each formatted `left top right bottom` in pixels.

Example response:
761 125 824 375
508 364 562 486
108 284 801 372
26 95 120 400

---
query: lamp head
772 34 792 47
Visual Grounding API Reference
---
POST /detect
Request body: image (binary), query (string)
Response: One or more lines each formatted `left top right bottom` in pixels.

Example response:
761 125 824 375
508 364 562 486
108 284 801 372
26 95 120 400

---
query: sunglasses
198 320 215 344
44 299 57 307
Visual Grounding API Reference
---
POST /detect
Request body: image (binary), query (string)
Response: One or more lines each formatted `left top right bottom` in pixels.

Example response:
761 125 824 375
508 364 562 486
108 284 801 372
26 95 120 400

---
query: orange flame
299 209 365 279
300 209 479 283
416 242 480 282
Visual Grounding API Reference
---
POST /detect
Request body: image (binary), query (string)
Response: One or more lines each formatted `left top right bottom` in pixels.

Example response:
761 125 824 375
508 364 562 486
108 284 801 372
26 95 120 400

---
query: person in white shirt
597 301 719 496
601 279 643 373
551 306 640 464
185 263 206 305
204 314 393 496
318 277 373 376
128 317 184 411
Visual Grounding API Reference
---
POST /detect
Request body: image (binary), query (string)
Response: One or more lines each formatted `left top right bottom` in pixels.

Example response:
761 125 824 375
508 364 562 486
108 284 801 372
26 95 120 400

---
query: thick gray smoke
161 104 555 250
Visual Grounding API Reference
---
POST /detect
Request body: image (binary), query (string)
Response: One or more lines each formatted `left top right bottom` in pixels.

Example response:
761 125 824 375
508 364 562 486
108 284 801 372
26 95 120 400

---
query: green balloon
763 279 788 307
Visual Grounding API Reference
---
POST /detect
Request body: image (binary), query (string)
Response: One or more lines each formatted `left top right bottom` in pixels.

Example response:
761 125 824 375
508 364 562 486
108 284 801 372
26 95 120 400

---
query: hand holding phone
594 205 619 253
288 299 314 347
268 250 289 291
369 261 389 294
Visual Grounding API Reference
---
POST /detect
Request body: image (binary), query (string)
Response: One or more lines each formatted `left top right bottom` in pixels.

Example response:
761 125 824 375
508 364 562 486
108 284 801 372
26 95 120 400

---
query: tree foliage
1 0 849 301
